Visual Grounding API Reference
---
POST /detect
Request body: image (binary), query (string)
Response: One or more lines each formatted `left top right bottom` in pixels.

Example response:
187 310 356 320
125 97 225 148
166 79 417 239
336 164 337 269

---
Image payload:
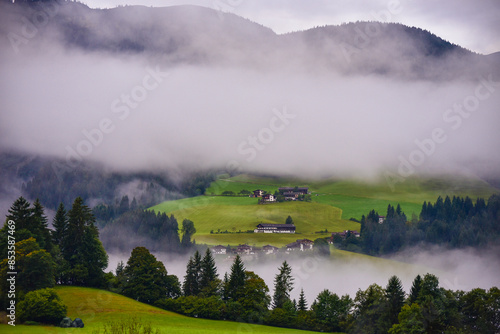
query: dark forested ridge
0 151 215 220
1 0 499 80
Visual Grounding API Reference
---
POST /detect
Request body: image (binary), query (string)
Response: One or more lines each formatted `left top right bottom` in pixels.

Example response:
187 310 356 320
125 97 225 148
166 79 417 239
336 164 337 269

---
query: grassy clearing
0 286 319 334
151 198 359 247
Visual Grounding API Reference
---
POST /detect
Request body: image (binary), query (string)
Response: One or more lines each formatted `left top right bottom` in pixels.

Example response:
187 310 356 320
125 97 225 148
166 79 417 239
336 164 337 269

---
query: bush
18 288 67 325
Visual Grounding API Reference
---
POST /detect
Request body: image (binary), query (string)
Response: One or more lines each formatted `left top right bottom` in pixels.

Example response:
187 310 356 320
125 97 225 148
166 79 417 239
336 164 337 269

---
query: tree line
98 209 196 253
333 194 500 255
114 246 499 333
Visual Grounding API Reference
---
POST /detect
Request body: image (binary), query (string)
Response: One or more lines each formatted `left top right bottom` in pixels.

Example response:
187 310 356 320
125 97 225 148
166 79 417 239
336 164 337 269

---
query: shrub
18 288 67 325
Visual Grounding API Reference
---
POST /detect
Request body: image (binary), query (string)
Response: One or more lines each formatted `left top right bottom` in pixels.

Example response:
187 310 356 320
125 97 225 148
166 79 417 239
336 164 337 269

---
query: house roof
256 223 296 229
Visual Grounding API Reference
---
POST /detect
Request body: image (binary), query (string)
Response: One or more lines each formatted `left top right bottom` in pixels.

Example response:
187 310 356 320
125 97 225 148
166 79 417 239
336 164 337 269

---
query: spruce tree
32 199 53 253
408 274 422 304
298 288 308 311
385 275 405 325
228 254 246 300
63 197 108 287
200 248 218 295
183 250 202 296
52 203 67 245
222 272 230 301
272 261 294 309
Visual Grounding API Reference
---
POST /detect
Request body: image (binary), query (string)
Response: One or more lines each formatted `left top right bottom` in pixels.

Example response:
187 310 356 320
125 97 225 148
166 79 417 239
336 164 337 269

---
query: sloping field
0 286 319 334
151 174 498 246
151 197 359 247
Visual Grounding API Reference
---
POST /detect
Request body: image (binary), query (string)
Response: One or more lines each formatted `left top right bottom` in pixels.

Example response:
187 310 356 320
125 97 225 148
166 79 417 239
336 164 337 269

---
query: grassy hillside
0 286 319 333
150 197 359 246
151 174 498 247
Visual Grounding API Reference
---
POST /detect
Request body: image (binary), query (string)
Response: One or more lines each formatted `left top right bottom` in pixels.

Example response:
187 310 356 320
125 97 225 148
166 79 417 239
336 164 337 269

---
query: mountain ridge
1 2 498 80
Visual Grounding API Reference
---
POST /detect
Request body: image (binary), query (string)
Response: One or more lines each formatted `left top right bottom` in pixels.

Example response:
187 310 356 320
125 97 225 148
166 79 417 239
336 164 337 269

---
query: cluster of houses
210 238 314 256
250 187 309 202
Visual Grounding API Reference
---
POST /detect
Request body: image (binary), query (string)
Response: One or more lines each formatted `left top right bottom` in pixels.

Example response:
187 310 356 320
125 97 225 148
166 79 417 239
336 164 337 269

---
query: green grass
151 197 359 247
151 174 499 247
0 286 319 333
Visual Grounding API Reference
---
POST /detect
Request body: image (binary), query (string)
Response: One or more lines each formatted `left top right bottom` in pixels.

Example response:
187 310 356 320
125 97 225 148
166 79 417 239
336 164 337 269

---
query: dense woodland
333 194 500 255
0 195 499 332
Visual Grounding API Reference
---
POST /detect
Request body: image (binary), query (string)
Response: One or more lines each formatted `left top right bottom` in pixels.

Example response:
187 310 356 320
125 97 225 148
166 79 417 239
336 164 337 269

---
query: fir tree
272 261 294 309
52 203 67 246
63 197 108 287
298 288 308 311
183 250 202 296
32 198 53 253
200 248 218 295
385 275 406 325
408 274 422 304
228 254 246 300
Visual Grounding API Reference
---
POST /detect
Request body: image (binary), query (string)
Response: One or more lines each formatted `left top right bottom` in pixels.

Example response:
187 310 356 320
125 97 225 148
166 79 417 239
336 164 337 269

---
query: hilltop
1 1 499 80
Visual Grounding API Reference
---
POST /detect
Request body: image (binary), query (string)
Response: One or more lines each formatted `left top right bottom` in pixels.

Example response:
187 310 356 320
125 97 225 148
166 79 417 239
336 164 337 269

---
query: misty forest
0 0 500 333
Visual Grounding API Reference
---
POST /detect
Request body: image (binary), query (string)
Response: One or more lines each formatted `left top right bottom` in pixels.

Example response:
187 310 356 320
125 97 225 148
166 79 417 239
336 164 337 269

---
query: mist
107 245 500 304
1 47 499 181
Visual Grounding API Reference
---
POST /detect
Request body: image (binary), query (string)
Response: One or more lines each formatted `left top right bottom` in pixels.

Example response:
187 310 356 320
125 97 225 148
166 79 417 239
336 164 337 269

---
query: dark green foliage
18 288 67 325
61 197 108 287
238 271 271 323
298 288 308 311
31 199 53 253
52 203 67 246
408 274 422 305
182 251 202 296
180 219 196 248
100 210 181 253
285 215 293 224
388 303 426 334
0 197 53 257
348 284 387 333
360 195 500 255
272 261 294 309
157 295 225 320
200 248 219 296
311 289 352 332
228 255 246 301
122 247 177 304
384 275 406 328
0 237 55 309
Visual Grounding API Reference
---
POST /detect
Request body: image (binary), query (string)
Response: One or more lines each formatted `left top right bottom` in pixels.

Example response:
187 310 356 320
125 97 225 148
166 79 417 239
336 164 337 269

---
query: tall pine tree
298 288 308 311
62 197 108 287
228 254 246 300
272 261 294 309
183 250 202 296
52 203 67 245
200 248 218 296
385 275 406 326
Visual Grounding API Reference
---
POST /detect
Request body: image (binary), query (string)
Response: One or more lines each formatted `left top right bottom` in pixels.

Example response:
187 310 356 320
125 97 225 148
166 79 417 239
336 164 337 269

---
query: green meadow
0 286 319 334
151 174 499 247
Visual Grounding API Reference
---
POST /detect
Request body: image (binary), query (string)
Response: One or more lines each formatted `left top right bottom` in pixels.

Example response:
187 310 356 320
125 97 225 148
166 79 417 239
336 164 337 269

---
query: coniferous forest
0 195 499 332
332 194 500 255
